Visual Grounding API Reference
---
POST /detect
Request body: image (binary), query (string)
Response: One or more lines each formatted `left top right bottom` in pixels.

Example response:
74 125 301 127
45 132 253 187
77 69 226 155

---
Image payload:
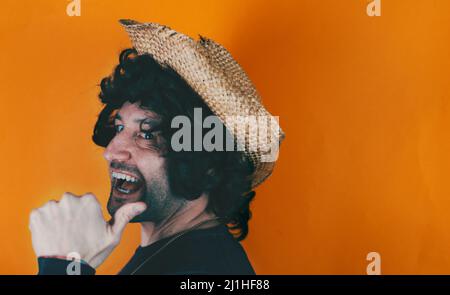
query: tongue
117 179 141 192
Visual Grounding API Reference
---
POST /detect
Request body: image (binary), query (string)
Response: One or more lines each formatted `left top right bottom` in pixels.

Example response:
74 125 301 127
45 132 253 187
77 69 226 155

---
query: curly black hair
93 48 256 241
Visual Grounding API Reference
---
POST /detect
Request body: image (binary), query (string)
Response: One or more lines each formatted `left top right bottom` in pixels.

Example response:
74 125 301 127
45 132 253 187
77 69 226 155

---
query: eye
114 124 124 133
138 131 154 140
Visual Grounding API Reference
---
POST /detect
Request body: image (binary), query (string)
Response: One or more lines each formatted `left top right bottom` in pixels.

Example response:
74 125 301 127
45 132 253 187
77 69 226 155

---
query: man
29 19 284 275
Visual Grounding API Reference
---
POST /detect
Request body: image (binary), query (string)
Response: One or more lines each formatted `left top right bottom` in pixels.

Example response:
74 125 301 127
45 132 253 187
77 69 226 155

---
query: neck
139 194 218 247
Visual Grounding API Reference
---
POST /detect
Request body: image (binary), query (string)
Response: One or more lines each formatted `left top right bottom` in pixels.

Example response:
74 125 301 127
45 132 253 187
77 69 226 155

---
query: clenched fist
29 192 146 269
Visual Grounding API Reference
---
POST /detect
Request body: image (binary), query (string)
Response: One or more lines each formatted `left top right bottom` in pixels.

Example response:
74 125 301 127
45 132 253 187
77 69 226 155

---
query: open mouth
111 171 144 195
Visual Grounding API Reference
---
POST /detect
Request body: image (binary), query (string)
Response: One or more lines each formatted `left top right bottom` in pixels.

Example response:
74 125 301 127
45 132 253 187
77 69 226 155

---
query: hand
29 192 146 269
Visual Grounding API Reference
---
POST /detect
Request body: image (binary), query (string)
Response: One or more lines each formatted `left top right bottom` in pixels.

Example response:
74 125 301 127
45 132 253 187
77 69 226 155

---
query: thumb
111 202 147 239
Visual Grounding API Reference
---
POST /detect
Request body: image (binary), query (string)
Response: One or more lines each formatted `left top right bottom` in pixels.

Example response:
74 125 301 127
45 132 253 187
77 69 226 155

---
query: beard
107 172 186 224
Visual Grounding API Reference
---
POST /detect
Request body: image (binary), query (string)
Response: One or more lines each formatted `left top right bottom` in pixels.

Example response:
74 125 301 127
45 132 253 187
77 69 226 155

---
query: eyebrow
114 113 160 124
114 112 162 132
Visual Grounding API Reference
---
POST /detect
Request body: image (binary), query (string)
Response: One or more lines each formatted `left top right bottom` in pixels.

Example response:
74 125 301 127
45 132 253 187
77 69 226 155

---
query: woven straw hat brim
119 19 284 188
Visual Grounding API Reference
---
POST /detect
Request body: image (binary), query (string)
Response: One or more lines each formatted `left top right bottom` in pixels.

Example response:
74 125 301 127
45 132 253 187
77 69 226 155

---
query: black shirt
38 224 255 275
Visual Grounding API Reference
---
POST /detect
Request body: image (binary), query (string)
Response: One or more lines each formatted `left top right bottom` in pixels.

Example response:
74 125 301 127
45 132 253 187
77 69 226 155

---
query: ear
204 168 221 191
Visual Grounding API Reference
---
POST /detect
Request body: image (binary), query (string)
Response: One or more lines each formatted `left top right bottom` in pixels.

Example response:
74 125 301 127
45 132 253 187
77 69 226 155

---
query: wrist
40 255 90 266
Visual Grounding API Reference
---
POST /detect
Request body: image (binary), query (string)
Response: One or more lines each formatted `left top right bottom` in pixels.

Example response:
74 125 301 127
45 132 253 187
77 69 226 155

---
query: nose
103 133 132 162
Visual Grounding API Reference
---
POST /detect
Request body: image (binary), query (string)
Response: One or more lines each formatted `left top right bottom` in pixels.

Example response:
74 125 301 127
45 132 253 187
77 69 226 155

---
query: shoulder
144 224 256 275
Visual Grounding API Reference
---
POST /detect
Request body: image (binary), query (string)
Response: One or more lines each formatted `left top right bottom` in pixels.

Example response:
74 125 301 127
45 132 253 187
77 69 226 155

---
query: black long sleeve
37 224 255 275
38 257 96 275
118 224 255 275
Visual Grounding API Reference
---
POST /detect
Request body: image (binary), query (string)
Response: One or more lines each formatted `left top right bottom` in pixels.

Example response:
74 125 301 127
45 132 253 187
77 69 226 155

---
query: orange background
1 0 450 274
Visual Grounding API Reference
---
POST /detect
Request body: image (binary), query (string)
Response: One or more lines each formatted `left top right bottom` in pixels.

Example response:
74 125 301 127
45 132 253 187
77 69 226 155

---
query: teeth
112 171 138 183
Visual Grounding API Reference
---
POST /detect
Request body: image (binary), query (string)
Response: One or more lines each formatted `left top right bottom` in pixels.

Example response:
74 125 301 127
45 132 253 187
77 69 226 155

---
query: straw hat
119 19 284 188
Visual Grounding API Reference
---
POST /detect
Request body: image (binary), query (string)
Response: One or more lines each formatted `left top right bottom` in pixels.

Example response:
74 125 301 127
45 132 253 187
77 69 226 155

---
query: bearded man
29 19 284 275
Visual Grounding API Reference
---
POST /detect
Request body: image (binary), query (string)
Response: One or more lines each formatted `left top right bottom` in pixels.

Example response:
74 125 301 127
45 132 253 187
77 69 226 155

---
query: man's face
103 101 185 223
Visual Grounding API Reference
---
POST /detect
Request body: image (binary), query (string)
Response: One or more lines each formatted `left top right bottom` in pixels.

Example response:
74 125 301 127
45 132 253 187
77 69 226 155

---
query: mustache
110 161 144 178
